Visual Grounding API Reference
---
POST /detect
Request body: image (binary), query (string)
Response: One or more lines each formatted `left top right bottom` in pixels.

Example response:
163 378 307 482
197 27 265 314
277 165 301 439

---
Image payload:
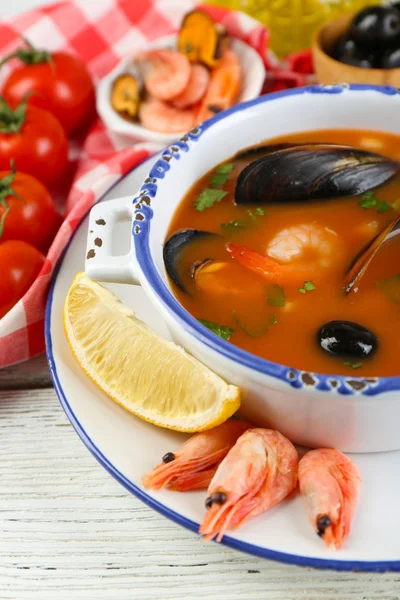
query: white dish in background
96 34 266 144
46 156 400 571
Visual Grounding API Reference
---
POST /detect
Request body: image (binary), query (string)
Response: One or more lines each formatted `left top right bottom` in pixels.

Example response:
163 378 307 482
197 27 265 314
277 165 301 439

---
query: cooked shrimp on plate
299 448 360 550
199 428 299 542
142 420 250 492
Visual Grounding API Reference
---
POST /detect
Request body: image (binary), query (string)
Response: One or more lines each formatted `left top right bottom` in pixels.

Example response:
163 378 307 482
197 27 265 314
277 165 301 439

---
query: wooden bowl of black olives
313 5 400 86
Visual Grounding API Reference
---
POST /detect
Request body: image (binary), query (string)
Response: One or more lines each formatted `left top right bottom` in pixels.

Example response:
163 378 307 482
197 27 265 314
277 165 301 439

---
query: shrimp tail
142 447 230 491
226 242 282 282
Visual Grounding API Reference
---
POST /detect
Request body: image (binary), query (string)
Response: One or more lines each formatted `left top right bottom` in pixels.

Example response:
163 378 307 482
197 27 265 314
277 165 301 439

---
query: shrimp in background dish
137 48 191 101
142 420 250 492
226 223 342 286
199 428 299 542
139 98 196 134
196 47 241 124
299 448 360 550
173 64 210 109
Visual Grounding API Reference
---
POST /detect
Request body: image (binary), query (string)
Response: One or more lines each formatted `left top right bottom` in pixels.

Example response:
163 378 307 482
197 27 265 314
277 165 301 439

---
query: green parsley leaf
215 162 234 175
198 319 234 341
344 360 362 369
271 313 278 324
299 280 316 293
376 199 391 213
232 311 268 337
247 210 256 223
358 190 375 208
256 207 266 216
221 219 247 233
266 284 285 307
210 173 227 188
209 162 234 188
358 191 390 213
195 188 228 212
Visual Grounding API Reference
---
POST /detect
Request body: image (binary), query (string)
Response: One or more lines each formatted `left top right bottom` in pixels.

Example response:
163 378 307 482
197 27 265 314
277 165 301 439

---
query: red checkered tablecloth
0 0 314 368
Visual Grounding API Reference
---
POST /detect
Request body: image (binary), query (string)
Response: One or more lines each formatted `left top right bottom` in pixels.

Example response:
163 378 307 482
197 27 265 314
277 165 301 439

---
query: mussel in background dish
163 229 218 293
235 144 399 205
317 320 378 360
111 73 141 120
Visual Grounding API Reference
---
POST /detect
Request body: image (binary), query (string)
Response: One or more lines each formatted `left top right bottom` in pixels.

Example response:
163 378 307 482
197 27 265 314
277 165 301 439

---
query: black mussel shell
317 320 378 360
382 45 400 68
350 6 400 47
235 144 399 205
334 35 379 68
163 229 217 293
344 216 400 294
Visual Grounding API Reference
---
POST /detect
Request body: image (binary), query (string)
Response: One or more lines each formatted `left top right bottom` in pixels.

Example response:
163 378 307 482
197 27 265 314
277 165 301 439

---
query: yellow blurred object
210 0 382 57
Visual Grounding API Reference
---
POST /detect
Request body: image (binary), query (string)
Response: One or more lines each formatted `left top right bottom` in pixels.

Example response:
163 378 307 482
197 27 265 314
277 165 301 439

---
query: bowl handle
85 196 140 285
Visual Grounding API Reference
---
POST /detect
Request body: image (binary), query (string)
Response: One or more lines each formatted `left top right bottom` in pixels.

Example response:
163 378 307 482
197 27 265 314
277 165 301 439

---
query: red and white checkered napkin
0 0 314 368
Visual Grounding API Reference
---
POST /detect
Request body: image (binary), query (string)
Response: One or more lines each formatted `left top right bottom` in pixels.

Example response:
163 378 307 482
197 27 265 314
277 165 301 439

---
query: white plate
96 35 266 144
46 155 400 572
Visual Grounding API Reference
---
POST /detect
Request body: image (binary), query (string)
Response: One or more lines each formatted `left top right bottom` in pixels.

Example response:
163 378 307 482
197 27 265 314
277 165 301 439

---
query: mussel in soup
235 144 399 205
163 229 218 293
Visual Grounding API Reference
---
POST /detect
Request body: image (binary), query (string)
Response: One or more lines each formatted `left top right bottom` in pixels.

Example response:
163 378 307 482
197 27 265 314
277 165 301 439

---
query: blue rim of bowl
46 150 400 572
132 83 400 397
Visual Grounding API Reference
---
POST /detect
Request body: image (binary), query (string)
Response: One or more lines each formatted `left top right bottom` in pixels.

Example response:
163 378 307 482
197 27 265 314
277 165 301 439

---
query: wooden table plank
0 355 52 390
1 389 400 599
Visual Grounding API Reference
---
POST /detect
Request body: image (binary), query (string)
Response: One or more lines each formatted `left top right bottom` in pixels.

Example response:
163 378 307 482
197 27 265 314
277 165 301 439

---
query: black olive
350 6 400 47
333 35 379 68
382 45 400 68
317 320 378 360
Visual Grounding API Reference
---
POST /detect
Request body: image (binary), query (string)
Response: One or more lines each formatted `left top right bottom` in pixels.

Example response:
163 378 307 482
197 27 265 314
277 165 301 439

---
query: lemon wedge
63 272 240 432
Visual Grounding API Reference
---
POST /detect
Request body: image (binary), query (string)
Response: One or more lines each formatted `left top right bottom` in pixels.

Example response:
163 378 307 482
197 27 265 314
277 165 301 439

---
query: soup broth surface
166 130 400 376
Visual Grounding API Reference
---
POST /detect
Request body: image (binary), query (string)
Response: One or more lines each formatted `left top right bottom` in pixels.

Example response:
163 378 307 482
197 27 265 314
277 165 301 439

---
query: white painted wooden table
2 1 400 598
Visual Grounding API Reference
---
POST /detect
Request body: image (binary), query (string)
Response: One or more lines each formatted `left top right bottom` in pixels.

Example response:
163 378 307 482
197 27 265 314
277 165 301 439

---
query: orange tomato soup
166 130 400 376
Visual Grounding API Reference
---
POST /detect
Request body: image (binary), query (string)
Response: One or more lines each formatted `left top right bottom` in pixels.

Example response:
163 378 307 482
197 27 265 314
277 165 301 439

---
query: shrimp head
199 428 299 542
299 448 360 550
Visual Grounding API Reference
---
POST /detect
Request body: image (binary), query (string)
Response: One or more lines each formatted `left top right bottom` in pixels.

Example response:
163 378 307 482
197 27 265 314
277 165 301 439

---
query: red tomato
2 48 95 134
0 168 60 251
0 240 45 320
0 100 68 187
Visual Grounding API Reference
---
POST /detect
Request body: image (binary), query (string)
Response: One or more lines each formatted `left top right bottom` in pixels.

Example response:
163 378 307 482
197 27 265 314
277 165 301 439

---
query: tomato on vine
0 163 60 251
1 38 96 134
0 240 45 320
0 96 68 187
